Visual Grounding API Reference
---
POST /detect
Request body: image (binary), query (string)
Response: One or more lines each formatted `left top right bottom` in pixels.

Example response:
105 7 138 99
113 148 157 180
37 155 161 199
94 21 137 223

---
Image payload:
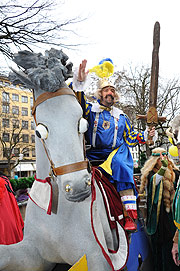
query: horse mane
9 48 73 92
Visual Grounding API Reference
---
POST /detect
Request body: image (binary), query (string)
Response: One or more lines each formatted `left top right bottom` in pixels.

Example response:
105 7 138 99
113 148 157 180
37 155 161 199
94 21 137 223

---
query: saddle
90 167 128 271
91 167 125 229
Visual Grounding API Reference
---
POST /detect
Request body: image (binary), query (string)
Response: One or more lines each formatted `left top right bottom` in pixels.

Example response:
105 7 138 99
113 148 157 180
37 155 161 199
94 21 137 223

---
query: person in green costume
172 169 180 266
139 147 180 271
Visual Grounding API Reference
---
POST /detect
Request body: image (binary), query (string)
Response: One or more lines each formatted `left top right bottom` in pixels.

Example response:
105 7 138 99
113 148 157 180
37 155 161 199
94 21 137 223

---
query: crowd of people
1 57 180 271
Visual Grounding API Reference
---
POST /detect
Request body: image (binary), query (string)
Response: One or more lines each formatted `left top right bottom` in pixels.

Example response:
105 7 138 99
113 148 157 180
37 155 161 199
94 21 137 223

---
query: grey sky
2 0 180 79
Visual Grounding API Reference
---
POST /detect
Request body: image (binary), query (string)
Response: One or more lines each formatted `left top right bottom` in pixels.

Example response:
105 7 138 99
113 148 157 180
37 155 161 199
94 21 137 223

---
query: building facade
0 75 36 177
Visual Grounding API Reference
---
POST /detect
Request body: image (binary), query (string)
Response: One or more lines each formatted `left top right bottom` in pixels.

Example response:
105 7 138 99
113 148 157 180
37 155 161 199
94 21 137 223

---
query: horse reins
32 87 89 176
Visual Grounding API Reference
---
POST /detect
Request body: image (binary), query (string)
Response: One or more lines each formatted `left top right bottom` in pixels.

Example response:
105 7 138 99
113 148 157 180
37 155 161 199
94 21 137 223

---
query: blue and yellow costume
72 58 148 231
75 90 145 193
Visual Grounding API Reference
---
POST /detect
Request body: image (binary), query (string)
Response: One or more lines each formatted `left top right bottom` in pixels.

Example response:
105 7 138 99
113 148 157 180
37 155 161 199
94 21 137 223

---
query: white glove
73 67 91 91
144 126 158 146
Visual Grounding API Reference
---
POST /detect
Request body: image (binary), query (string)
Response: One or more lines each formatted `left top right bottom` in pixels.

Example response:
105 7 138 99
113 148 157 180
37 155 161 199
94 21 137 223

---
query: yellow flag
69 255 88 271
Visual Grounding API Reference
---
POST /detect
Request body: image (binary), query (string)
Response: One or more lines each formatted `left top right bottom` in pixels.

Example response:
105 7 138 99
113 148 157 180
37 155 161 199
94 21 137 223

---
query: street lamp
19 153 23 178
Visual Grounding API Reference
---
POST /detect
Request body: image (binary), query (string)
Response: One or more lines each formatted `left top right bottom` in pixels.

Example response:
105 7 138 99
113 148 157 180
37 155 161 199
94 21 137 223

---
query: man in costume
72 59 156 232
0 173 24 244
140 148 180 271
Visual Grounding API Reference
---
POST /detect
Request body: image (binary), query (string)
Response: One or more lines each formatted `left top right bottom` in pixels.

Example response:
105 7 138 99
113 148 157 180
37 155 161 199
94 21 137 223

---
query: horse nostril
65 184 71 192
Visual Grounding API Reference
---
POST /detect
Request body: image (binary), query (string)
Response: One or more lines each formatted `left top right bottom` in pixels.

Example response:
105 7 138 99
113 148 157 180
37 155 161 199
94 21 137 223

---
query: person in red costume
0 172 24 245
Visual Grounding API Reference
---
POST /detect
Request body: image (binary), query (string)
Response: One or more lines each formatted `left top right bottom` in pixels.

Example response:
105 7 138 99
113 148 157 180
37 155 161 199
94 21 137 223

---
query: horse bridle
32 87 89 177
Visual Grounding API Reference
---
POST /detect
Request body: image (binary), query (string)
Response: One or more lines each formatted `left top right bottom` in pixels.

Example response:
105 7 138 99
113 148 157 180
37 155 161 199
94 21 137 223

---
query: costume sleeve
146 172 163 235
72 67 91 91
68 80 91 119
174 170 180 189
75 91 91 119
123 114 145 147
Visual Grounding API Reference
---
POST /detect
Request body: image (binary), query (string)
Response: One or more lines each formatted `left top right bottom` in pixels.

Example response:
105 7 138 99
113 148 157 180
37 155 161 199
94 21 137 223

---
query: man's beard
105 95 114 105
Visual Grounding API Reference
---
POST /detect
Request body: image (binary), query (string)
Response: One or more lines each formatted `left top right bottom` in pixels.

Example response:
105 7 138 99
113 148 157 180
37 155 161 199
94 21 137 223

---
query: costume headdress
97 77 115 90
89 58 114 78
89 58 119 102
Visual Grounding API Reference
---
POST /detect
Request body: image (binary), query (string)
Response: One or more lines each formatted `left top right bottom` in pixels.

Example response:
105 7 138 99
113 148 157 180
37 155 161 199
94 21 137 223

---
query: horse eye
78 117 89 134
36 124 48 140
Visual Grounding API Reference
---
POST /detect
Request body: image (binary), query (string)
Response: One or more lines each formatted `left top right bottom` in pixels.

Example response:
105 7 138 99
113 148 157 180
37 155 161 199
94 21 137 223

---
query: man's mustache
105 94 114 100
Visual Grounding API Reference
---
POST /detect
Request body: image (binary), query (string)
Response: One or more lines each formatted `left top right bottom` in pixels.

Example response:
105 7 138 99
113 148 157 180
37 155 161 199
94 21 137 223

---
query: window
12 94 19 102
22 107 28 116
22 120 28 129
30 97 33 107
2 119 9 128
23 148 29 157
3 148 10 157
2 105 9 113
22 134 29 143
12 106 19 115
3 133 9 142
31 134 35 143
3 81 10 87
31 121 35 130
13 134 19 143
19 85 24 90
14 148 20 157
22 96 28 103
32 148 36 157
12 119 19 128
2 92 9 102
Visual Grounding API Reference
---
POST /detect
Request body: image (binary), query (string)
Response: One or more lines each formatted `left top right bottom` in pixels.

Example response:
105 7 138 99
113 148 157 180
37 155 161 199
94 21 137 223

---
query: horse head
9 48 91 203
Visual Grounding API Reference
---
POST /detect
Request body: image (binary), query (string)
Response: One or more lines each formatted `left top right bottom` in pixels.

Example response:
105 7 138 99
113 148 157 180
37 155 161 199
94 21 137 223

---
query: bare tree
0 112 34 177
113 65 180 149
0 0 85 59
113 66 151 127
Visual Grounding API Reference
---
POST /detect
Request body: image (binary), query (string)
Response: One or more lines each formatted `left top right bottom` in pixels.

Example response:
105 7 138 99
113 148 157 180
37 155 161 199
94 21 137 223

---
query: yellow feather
89 61 114 78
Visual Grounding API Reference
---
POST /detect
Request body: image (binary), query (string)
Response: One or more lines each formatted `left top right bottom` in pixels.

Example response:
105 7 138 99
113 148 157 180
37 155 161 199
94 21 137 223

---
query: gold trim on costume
99 147 119 175
151 175 163 224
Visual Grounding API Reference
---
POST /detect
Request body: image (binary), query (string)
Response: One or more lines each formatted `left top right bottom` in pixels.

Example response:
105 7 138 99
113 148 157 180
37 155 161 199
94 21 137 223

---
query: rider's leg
119 189 137 232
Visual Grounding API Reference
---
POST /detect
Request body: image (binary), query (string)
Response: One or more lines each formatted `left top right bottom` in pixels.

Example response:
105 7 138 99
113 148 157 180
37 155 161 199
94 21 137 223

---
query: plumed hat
89 58 119 102
94 78 119 102
89 58 114 78
98 78 115 90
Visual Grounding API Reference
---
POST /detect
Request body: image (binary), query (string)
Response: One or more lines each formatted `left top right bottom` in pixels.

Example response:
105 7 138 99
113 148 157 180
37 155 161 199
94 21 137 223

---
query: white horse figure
0 49 128 271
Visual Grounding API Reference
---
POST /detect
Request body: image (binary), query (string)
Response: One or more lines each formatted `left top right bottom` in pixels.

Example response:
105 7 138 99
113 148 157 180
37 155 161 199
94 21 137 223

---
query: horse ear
9 68 35 89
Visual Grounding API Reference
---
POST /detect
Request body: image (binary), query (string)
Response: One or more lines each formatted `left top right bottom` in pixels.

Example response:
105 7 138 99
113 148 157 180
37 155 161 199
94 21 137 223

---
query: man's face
156 153 168 168
101 86 115 107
